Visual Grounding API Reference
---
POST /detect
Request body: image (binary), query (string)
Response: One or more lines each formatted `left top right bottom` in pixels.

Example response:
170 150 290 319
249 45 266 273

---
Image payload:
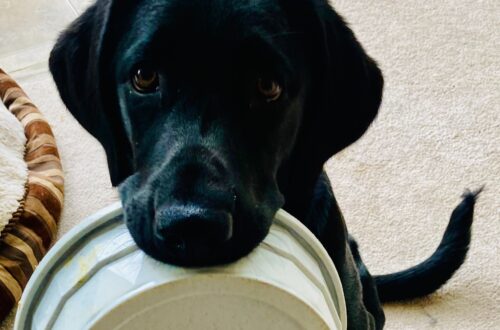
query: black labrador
49 0 480 329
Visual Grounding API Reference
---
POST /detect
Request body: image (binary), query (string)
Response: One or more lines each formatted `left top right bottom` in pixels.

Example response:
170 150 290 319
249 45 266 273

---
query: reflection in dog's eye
257 78 282 102
132 68 159 93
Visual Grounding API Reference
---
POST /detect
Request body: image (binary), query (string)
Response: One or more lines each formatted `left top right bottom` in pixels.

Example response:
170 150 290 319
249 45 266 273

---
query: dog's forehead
141 0 285 27
112 0 295 83
124 0 289 50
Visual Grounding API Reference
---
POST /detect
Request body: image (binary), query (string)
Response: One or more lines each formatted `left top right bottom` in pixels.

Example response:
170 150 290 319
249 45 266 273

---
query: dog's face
114 0 308 266
50 0 383 266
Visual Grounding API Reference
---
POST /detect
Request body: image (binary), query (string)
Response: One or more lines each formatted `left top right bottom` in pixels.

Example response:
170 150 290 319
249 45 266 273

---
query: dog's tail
374 188 482 302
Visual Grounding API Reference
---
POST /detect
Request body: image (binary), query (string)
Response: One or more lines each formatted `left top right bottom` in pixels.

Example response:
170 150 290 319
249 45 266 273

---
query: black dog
49 0 480 329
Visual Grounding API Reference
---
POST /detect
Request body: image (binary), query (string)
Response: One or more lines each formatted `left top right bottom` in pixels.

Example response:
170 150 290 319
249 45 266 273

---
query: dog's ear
49 1 135 186
286 0 384 163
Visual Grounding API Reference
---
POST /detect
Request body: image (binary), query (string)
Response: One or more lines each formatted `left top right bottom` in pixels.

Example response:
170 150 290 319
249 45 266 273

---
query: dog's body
49 1 479 329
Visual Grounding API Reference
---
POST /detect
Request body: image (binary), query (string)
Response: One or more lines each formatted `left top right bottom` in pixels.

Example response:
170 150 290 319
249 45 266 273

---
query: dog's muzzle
155 205 233 252
152 146 236 261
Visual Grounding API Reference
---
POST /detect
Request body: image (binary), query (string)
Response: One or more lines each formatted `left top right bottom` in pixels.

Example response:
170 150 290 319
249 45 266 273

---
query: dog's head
50 0 383 266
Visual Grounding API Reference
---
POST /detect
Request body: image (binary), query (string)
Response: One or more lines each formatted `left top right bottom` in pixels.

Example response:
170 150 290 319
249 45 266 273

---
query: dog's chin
155 239 261 268
129 228 267 268
123 207 273 267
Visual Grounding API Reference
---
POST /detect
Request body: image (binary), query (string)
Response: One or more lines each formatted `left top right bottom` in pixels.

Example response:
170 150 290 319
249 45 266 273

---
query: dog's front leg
309 174 384 329
316 202 379 329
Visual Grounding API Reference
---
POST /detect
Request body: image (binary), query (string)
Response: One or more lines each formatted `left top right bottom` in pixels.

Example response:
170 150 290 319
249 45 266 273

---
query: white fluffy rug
0 103 27 233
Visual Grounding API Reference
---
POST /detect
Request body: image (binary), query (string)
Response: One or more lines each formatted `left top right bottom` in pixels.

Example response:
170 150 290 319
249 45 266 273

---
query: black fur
49 1 479 328
374 188 483 302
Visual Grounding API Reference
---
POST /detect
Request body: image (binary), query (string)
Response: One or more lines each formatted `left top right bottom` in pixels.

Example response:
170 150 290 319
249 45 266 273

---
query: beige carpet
0 1 498 329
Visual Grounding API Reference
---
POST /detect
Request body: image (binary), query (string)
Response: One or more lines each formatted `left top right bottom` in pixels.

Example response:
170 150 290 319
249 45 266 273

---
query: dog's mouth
132 210 272 267
118 143 285 267
150 205 238 266
121 178 280 267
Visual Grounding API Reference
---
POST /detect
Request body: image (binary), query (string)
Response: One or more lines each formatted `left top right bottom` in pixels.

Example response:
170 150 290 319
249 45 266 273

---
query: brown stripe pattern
0 68 64 321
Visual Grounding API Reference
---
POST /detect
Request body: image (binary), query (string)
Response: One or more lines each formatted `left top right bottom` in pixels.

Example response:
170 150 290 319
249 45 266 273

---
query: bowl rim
14 202 347 330
14 202 123 330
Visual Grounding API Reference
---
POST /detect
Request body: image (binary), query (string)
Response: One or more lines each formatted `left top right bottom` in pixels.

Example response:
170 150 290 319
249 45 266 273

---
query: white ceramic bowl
15 202 347 330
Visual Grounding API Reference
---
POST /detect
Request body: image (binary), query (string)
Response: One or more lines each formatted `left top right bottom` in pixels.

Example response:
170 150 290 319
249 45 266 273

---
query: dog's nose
154 205 233 255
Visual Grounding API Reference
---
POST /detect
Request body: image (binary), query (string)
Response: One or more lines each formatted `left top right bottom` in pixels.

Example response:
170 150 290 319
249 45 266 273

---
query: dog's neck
278 155 325 223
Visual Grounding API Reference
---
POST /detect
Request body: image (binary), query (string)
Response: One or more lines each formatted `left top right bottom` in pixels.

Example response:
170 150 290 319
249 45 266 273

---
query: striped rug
0 68 64 321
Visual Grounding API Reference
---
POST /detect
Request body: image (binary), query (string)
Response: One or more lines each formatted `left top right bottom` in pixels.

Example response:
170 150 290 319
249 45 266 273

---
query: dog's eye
132 68 159 93
257 78 282 102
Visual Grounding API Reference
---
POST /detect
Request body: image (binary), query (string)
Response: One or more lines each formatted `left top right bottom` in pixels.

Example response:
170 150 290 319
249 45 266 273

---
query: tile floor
0 0 93 82
1 2 119 328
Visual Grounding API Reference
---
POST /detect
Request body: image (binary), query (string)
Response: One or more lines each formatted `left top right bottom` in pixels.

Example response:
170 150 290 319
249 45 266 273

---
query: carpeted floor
1 1 498 329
